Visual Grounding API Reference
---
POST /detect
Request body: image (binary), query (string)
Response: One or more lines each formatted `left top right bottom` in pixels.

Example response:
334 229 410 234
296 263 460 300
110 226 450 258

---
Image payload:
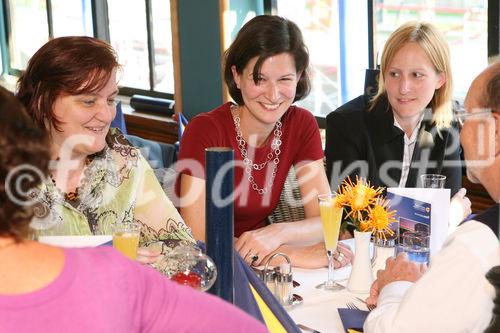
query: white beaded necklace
230 105 282 195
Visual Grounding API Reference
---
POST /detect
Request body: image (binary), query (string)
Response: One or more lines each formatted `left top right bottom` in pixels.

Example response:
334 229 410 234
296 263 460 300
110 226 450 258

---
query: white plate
37 235 112 248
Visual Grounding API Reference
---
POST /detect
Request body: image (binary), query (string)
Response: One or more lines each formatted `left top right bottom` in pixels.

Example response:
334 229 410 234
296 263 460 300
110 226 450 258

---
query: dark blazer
325 95 462 195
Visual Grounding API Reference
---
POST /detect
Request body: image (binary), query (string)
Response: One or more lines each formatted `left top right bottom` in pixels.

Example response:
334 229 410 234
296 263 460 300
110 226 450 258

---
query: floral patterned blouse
31 129 195 246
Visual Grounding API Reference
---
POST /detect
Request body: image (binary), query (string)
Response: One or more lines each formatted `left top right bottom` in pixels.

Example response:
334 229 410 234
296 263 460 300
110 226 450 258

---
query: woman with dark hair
17 36 194 262
178 15 352 268
0 85 266 332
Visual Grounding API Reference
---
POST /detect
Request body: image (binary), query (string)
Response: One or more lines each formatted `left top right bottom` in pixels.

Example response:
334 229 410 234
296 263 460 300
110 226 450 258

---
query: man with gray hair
364 62 500 332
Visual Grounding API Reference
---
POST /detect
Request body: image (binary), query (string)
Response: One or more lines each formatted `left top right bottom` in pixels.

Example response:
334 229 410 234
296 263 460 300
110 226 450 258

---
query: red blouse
177 102 323 237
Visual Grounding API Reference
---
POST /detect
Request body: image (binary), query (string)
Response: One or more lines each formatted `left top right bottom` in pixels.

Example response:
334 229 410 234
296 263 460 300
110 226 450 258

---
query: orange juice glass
112 223 141 260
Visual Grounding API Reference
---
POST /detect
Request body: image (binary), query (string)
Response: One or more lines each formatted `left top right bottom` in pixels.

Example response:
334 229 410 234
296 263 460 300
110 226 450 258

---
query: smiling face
231 53 300 129
50 69 118 158
384 42 446 126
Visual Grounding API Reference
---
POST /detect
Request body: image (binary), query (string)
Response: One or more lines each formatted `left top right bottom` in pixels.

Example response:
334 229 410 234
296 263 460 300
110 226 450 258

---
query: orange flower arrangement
335 177 397 240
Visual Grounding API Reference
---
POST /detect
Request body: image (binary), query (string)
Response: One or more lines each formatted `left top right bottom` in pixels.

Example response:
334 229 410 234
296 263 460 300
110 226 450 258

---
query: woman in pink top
0 86 266 333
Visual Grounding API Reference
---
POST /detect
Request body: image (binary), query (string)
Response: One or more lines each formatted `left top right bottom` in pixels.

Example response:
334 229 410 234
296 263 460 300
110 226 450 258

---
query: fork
346 301 360 310
355 297 376 311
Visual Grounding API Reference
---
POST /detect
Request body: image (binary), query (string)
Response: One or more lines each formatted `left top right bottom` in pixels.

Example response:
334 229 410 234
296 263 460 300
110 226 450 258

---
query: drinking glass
112 223 141 260
402 231 430 265
420 174 446 189
317 193 344 291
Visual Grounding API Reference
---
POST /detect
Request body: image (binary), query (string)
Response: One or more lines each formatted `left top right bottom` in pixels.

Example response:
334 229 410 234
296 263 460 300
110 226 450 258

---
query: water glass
420 174 446 189
112 223 141 260
402 231 430 265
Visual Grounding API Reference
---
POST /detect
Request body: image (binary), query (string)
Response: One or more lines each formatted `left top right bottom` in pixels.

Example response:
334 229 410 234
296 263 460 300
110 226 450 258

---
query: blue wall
177 0 224 120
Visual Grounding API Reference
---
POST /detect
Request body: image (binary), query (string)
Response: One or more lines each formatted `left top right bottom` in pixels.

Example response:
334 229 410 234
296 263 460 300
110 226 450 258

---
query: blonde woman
326 21 462 196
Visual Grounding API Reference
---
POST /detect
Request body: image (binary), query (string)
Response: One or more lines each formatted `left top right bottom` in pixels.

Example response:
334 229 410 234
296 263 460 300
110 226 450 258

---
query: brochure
386 192 431 244
387 187 450 257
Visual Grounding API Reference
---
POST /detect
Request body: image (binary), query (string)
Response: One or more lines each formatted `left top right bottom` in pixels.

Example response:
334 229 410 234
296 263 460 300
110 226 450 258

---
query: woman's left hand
235 224 285 266
264 241 353 269
334 242 353 268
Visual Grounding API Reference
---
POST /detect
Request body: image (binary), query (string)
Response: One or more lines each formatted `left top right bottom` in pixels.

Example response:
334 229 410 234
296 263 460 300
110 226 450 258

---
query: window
4 0 50 73
273 0 342 119
266 0 497 121
374 0 488 100
1 0 174 100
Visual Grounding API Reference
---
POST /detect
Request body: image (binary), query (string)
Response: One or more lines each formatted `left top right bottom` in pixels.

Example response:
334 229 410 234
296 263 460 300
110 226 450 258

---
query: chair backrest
364 68 380 97
267 167 305 224
175 112 189 152
111 101 128 134
124 134 177 169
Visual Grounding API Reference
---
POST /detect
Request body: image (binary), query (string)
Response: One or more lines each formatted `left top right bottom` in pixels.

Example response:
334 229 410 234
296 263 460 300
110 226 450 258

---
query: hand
376 253 427 291
366 279 380 307
235 224 285 266
262 242 353 269
334 242 353 268
449 188 472 230
136 247 162 265
265 242 327 268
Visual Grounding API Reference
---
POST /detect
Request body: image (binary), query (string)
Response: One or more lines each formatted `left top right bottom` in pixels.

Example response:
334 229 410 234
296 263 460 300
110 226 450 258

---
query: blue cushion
124 134 176 169
111 101 127 134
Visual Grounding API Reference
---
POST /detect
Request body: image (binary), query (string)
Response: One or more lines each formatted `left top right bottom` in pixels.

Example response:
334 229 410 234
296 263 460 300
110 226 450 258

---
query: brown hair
223 15 311 105
371 21 453 128
0 86 49 240
16 36 120 132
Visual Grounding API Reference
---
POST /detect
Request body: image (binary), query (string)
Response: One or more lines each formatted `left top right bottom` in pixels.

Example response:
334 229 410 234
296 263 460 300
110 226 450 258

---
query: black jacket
325 95 462 195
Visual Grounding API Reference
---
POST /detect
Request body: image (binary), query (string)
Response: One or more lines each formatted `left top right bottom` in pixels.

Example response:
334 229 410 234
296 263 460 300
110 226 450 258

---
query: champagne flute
317 193 344 291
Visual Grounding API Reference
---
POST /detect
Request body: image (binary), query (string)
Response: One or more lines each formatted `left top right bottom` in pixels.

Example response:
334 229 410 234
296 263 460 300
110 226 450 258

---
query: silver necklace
231 105 282 195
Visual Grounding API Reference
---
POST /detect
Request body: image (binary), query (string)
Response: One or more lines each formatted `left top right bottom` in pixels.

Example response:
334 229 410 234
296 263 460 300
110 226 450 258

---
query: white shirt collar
393 113 425 144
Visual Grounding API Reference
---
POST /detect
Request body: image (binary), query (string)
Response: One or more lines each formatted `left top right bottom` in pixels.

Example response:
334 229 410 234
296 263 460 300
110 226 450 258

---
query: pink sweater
0 247 267 333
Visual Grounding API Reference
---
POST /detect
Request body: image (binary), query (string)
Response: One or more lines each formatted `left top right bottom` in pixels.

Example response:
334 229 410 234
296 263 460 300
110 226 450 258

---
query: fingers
366 279 379 306
419 262 428 274
334 243 353 268
137 247 161 257
456 187 467 198
235 232 257 265
234 233 246 252
234 229 278 266
239 247 259 266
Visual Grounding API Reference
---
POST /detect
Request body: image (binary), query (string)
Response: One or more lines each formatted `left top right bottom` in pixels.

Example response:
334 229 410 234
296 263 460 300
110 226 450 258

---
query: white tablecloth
287 239 371 333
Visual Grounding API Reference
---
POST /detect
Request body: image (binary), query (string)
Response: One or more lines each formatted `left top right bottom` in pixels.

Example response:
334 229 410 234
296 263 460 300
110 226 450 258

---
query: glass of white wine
317 193 344 291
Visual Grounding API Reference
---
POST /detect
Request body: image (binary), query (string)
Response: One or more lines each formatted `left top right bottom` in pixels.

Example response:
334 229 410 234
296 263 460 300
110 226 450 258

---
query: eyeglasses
454 108 493 128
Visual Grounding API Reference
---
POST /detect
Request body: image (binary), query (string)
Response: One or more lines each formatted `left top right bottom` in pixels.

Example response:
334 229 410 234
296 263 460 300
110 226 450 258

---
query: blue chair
111 101 128 134
175 112 189 152
124 134 176 169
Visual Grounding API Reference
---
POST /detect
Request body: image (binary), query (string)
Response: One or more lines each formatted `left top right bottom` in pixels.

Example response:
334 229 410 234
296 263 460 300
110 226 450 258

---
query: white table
287 239 371 333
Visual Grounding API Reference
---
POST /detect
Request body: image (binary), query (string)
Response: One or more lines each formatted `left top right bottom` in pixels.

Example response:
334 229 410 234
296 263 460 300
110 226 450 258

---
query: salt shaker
264 252 293 306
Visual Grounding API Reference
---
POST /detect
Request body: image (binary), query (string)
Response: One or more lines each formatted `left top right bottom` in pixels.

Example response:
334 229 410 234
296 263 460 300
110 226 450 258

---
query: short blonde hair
371 21 453 129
